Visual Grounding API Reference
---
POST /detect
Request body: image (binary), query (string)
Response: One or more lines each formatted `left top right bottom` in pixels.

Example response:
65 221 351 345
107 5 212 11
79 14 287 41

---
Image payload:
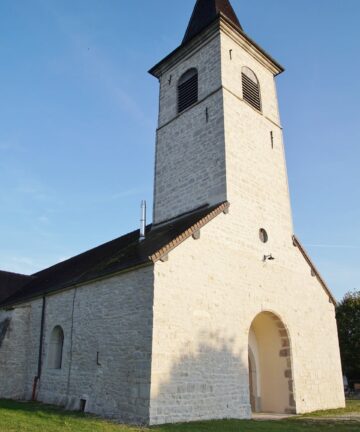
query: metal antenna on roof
139 200 146 242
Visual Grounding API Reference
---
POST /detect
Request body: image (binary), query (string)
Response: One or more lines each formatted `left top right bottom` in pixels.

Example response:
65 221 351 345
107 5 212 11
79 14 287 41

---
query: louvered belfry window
178 68 198 114
242 67 261 112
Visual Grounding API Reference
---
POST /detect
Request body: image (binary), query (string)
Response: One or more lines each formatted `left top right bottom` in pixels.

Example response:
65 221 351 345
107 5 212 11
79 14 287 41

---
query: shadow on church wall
150 330 250 425
0 318 11 348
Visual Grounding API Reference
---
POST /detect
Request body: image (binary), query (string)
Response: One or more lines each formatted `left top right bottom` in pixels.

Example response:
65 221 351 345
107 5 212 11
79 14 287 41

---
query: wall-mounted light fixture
263 254 275 262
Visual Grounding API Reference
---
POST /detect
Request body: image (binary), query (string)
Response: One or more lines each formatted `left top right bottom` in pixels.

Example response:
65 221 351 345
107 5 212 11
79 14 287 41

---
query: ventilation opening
259 229 268 243
178 68 198 113
242 67 261 112
80 399 87 412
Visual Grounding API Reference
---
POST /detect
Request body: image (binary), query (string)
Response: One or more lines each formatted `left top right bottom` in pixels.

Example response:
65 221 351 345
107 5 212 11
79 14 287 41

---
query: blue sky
0 0 359 300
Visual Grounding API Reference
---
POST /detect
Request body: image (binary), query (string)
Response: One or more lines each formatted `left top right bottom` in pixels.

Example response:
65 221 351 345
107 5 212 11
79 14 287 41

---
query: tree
336 290 360 383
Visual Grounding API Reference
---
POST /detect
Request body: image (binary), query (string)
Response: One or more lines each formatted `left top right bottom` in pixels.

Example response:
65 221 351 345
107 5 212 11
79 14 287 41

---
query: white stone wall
157 35 222 128
149 212 344 425
221 30 294 249
220 32 281 126
0 307 32 399
152 25 286 226
219 29 343 413
148 25 344 425
153 34 227 224
0 267 154 424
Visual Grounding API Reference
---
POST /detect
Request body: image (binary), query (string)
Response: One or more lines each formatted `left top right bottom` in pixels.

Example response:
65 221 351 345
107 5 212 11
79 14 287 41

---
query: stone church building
0 0 345 425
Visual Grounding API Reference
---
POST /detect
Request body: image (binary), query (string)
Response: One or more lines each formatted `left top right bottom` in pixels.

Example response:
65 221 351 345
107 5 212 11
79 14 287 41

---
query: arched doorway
248 312 295 414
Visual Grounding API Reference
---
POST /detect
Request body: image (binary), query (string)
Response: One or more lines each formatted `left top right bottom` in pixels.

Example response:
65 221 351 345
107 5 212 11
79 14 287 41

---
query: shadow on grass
153 419 360 432
0 399 139 432
0 399 86 418
1 400 359 432
152 400 360 432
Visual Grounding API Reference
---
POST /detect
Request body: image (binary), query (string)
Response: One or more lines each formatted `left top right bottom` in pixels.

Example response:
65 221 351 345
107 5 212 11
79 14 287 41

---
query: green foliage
336 290 360 381
0 400 359 432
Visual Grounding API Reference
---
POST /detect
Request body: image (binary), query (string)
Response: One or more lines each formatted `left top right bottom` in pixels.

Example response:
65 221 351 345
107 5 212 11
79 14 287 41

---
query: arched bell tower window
178 68 198 113
242 67 261 112
48 326 64 369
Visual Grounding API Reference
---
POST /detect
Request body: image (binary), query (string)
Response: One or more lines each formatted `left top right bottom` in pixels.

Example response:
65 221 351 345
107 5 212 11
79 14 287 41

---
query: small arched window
178 68 198 114
48 326 64 369
242 67 261 112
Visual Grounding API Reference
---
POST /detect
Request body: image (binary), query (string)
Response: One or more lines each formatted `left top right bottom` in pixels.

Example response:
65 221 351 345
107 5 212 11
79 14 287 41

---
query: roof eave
149 14 284 79
150 201 230 262
0 260 154 310
148 18 220 78
219 14 285 76
292 235 337 306
0 202 230 310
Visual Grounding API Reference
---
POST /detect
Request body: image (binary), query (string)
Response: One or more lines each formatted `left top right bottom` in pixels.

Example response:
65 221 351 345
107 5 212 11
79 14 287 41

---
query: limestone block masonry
153 34 227 224
148 11 344 425
150 212 344 425
0 2 346 426
0 268 154 424
0 307 32 399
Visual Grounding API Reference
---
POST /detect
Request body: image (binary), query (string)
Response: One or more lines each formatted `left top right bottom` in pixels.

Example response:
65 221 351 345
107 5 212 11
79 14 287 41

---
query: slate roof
183 0 242 45
0 202 229 308
0 271 34 304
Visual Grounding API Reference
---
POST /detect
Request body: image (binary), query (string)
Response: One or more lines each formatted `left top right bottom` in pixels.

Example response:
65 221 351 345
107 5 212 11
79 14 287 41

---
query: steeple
183 0 242 45
151 0 284 224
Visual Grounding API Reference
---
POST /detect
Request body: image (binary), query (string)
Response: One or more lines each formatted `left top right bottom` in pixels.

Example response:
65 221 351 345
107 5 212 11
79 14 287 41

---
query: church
0 0 345 425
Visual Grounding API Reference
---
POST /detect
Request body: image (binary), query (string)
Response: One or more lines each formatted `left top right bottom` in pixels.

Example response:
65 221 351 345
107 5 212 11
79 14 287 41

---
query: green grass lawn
0 399 359 432
299 399 360 418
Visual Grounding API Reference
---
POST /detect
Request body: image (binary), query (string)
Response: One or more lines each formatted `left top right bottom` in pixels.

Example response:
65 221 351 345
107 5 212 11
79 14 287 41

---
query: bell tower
150 0 293 248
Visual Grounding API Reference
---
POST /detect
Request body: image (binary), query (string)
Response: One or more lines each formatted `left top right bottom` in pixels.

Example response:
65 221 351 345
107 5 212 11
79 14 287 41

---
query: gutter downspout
32 296 46 401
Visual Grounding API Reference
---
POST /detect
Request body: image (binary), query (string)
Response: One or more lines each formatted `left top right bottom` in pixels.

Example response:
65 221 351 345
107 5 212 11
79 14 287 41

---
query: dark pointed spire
183 0 242 45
